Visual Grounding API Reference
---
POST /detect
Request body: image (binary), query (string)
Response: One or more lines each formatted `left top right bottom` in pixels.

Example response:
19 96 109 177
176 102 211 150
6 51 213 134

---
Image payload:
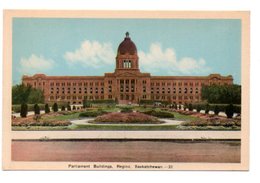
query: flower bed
92 112 163 124
12 116 71 126
182 117 241 127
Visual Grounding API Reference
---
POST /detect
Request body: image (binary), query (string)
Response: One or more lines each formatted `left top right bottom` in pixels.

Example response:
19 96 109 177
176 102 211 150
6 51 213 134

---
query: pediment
115 72 139 77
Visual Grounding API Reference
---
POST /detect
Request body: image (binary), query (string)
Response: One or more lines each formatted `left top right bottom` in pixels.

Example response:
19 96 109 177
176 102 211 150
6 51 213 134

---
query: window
143 87 146 93
123 60 132 68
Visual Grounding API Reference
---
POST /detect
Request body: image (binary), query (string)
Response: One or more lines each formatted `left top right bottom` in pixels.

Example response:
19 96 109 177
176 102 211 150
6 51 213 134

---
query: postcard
2 10 250 170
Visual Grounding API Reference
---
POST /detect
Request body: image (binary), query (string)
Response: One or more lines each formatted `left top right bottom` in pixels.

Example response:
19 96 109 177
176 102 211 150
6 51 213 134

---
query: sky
12 18 241 84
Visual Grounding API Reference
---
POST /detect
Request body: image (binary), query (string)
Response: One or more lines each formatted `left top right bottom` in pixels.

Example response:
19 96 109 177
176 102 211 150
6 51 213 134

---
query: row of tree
19 103 79 118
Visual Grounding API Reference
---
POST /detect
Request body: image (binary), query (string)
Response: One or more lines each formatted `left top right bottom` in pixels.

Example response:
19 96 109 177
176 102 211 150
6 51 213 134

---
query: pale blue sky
13 18 241 84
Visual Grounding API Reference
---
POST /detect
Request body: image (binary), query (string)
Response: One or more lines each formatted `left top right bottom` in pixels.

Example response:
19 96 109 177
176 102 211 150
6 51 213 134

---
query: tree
196 105 201 113
184 103 188 111
201 84 241 104
28 89 44 104
61 106 65 111
12 84 44 104
225 104 234 118
52 103 58 112
188 103 193 111
20 103 28 118
214 105 220 115
45 104 50 113
34 104 40 115
205 103 210 114
73 105 76 110
67 104 71 111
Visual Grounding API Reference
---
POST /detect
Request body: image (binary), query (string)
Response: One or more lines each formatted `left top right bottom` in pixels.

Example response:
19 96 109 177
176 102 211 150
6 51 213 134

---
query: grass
69 124 180 131
42 112 80 121
171 112 200 121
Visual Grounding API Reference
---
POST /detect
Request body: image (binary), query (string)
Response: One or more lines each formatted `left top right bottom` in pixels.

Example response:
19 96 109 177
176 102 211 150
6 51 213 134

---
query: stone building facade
22 32 233 105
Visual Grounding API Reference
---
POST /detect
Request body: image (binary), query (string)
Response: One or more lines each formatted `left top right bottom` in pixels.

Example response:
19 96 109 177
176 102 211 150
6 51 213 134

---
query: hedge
120 108 133 113
79 110 107 117
141 110 175 118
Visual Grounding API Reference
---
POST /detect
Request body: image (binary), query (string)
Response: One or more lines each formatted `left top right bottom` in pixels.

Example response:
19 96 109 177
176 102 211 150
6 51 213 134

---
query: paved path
70 118 184 126
12 130 241 140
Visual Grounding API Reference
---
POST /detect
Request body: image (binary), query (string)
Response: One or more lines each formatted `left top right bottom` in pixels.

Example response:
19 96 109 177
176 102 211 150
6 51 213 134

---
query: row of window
151 87 199 94
150 95 200 100
150 82 202 87
49 95 106 100
49 81 104 87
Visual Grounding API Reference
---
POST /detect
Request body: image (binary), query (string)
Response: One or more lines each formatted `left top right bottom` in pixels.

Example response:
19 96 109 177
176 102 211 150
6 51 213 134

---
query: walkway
12 130 241 140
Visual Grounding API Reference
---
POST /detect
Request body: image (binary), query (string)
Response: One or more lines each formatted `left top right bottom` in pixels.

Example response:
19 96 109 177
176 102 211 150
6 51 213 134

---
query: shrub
214 105 220 115
79 110 106 117
52 103 58 112
45 104 50 113
196 105 201 113
188 103 193 111
205 103 210 114
61 106 65 111
34 104 40 115
184 103 188 110
67 104 71 111
225 104 234 118
20 103 28 118
141 110 174 118
120 107 133 113
72 105 76 110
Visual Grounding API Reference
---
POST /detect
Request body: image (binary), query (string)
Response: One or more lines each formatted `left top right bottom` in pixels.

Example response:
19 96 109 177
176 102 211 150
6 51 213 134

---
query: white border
1 0 260 183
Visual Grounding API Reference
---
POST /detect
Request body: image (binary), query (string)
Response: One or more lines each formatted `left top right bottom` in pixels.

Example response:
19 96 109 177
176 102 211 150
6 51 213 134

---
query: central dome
117 32 137 55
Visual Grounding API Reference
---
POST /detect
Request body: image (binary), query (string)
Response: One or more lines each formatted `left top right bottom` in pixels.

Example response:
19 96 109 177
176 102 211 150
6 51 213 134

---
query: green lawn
171 112 200 121
41 112 80 121
69 124 179 131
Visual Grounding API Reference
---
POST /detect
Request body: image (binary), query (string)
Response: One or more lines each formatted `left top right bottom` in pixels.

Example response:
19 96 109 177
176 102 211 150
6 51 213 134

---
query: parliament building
22 32 233 105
